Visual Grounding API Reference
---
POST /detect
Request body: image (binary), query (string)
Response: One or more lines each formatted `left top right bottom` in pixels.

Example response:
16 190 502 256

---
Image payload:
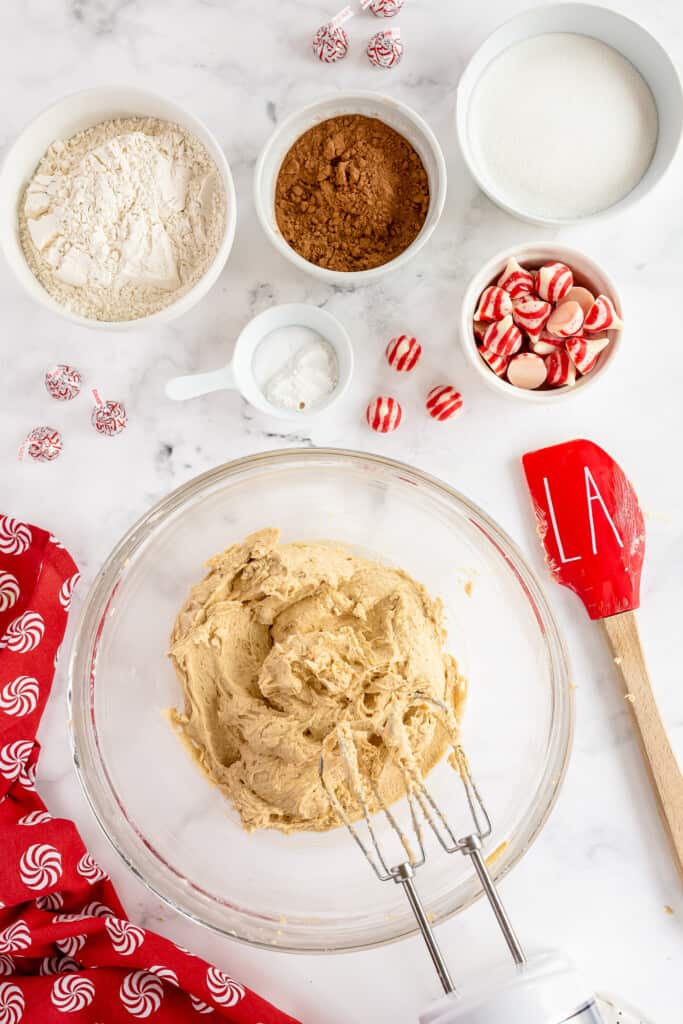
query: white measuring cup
165 303 353 419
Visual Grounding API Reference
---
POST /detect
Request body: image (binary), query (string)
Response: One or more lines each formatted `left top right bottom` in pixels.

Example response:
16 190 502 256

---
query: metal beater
319 694 525 994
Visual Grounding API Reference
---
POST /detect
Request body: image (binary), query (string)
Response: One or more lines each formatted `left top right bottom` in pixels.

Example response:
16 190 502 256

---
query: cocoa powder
274 114 430 273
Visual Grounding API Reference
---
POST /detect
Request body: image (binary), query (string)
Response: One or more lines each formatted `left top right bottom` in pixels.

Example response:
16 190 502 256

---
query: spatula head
522 439 645 620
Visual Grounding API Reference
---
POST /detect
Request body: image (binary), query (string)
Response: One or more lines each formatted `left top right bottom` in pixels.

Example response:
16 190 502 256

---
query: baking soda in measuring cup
252 325 339 412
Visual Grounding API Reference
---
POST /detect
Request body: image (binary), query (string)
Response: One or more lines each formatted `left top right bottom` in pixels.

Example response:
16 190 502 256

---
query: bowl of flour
0 87 237 327
456 4 683 225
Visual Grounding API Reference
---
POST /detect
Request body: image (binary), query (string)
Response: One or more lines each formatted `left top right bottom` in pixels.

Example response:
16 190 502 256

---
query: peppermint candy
512 296 552 336
0 922 30 955
0 741 34 786
474 285 513 322
583 294 623 332
45 365 82 402
506 353 547 390
566 335 610 375
365 396 402 433
367 28 403 67
119 971 164 1018
206 966 245 1007
536 262 573 304
481 316 522 356
0 958 15 977
51 975 95 1013
55 934 87 957
35 891 64 910
105 917 145 956
24 427 62 462
480 348 508 377
0 518 31 556
425 386 463 422
19 843 62 891
545 350 576 388
0 611 45 653
546 300 584 338
91 390 128 437
0 982 24 1024
19 810 53 826
58 573 80 611
385 335 422 372
77 853 107 884
0 573 19 614
369 0 404 14
312 7 353 62
0 677 39 718
496 257 535 300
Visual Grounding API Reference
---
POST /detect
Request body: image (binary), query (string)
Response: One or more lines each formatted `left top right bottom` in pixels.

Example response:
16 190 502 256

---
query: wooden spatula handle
602 610 683 879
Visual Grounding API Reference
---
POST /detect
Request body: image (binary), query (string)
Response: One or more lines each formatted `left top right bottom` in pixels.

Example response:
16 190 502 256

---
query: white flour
20 117 226 321
252 325 339 412
468 34 658 219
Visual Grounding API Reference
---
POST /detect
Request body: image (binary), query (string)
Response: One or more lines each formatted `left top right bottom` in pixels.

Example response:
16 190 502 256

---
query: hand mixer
320 695 607 1024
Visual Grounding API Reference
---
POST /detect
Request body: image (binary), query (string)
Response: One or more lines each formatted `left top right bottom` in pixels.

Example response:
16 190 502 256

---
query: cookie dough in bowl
168 528 466 833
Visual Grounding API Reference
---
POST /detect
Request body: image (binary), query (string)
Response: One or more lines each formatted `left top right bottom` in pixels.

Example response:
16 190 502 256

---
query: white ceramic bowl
461 244 623 402
254 91 447 285
0 87 237 330
456 4 683 225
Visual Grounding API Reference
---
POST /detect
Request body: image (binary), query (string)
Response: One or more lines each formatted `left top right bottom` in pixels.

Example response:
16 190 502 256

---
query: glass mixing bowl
69 449 572 953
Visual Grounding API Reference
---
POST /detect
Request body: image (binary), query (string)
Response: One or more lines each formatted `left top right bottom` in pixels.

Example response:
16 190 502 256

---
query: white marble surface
1 1 682 1021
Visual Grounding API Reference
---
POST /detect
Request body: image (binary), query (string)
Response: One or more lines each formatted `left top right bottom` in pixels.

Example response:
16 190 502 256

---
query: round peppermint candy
366 396 402 433
385 335 422 372
91 400 127 437
367 29 403 67
25 427 62 462
426 386 463 422
45 365 82 401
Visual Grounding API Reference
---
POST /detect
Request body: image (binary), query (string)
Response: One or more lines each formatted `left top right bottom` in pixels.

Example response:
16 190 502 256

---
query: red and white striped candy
507 353 547 390
536 262 573 304
481 315 522 356
530 338 562 356
545 350 576 388
480 347 509 377
583 294 623 332
385 335 422 372
497 257 535 300
426 386 463 421
313 7 354 62
24 427 62 462
366 396 402 433
512 295 552 335
474 286 512 322
566 335 610 374
562 286 594 317
546 300 584 338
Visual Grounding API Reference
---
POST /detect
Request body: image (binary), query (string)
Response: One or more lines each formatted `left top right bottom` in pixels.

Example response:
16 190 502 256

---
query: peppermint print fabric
0 514 300 1024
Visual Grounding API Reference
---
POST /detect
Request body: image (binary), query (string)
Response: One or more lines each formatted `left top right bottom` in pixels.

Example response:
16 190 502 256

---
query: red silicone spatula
523 438 683 878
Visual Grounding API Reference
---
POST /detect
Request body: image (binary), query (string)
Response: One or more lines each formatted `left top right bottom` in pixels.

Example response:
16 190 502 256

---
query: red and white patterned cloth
0 514 300 1024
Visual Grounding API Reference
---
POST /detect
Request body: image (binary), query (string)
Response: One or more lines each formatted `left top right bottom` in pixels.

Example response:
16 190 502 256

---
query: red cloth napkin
0 514 301 1024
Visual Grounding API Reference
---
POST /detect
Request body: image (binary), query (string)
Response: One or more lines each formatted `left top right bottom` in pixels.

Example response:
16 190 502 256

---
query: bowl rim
455 2 683 226
0 85 238 330
252 90 448 284
460 242 624 403
68 447 574 953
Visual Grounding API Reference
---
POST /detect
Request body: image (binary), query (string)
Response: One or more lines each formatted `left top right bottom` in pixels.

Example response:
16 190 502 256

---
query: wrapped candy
45 364 82 401
507 353 547 390
368 0 404 15
512 295 552 335
546 300 584 338
566 335 610 374
367 27 403 67
474 285 512 322
536 262 573 304
583 294 623 332
313 6 354 62
497 257 535 300
481 315 523 356
425 386 463 421
545 350 577 388
480 348 509 377
91 390 128 437
366 395 402 432
23 426 62 462
385 334 422 371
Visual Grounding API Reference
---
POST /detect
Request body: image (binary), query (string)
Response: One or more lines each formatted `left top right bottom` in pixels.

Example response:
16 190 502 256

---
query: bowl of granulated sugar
0 87 237 328
456 4 682 225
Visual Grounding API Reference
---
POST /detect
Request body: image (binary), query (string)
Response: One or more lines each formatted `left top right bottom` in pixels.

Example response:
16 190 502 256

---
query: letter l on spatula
522 438 683 878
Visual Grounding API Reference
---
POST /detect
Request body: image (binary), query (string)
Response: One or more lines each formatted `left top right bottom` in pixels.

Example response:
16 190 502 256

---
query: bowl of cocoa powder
254 92 447 283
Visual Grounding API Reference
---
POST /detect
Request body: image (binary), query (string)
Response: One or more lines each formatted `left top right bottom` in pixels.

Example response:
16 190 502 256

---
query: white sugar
252 325 339 412
468 33 658 219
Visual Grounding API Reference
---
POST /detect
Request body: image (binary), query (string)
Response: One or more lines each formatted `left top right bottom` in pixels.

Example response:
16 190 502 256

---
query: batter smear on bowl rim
168 528 466 833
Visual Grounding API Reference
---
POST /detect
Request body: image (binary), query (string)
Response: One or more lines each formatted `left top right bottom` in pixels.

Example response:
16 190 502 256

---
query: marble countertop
1 1 682 1021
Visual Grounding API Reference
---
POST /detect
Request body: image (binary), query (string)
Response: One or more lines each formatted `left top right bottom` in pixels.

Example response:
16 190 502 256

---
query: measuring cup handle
165 363 236 402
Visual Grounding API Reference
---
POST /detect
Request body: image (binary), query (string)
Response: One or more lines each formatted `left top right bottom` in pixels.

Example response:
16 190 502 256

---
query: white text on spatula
543 469 624 563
